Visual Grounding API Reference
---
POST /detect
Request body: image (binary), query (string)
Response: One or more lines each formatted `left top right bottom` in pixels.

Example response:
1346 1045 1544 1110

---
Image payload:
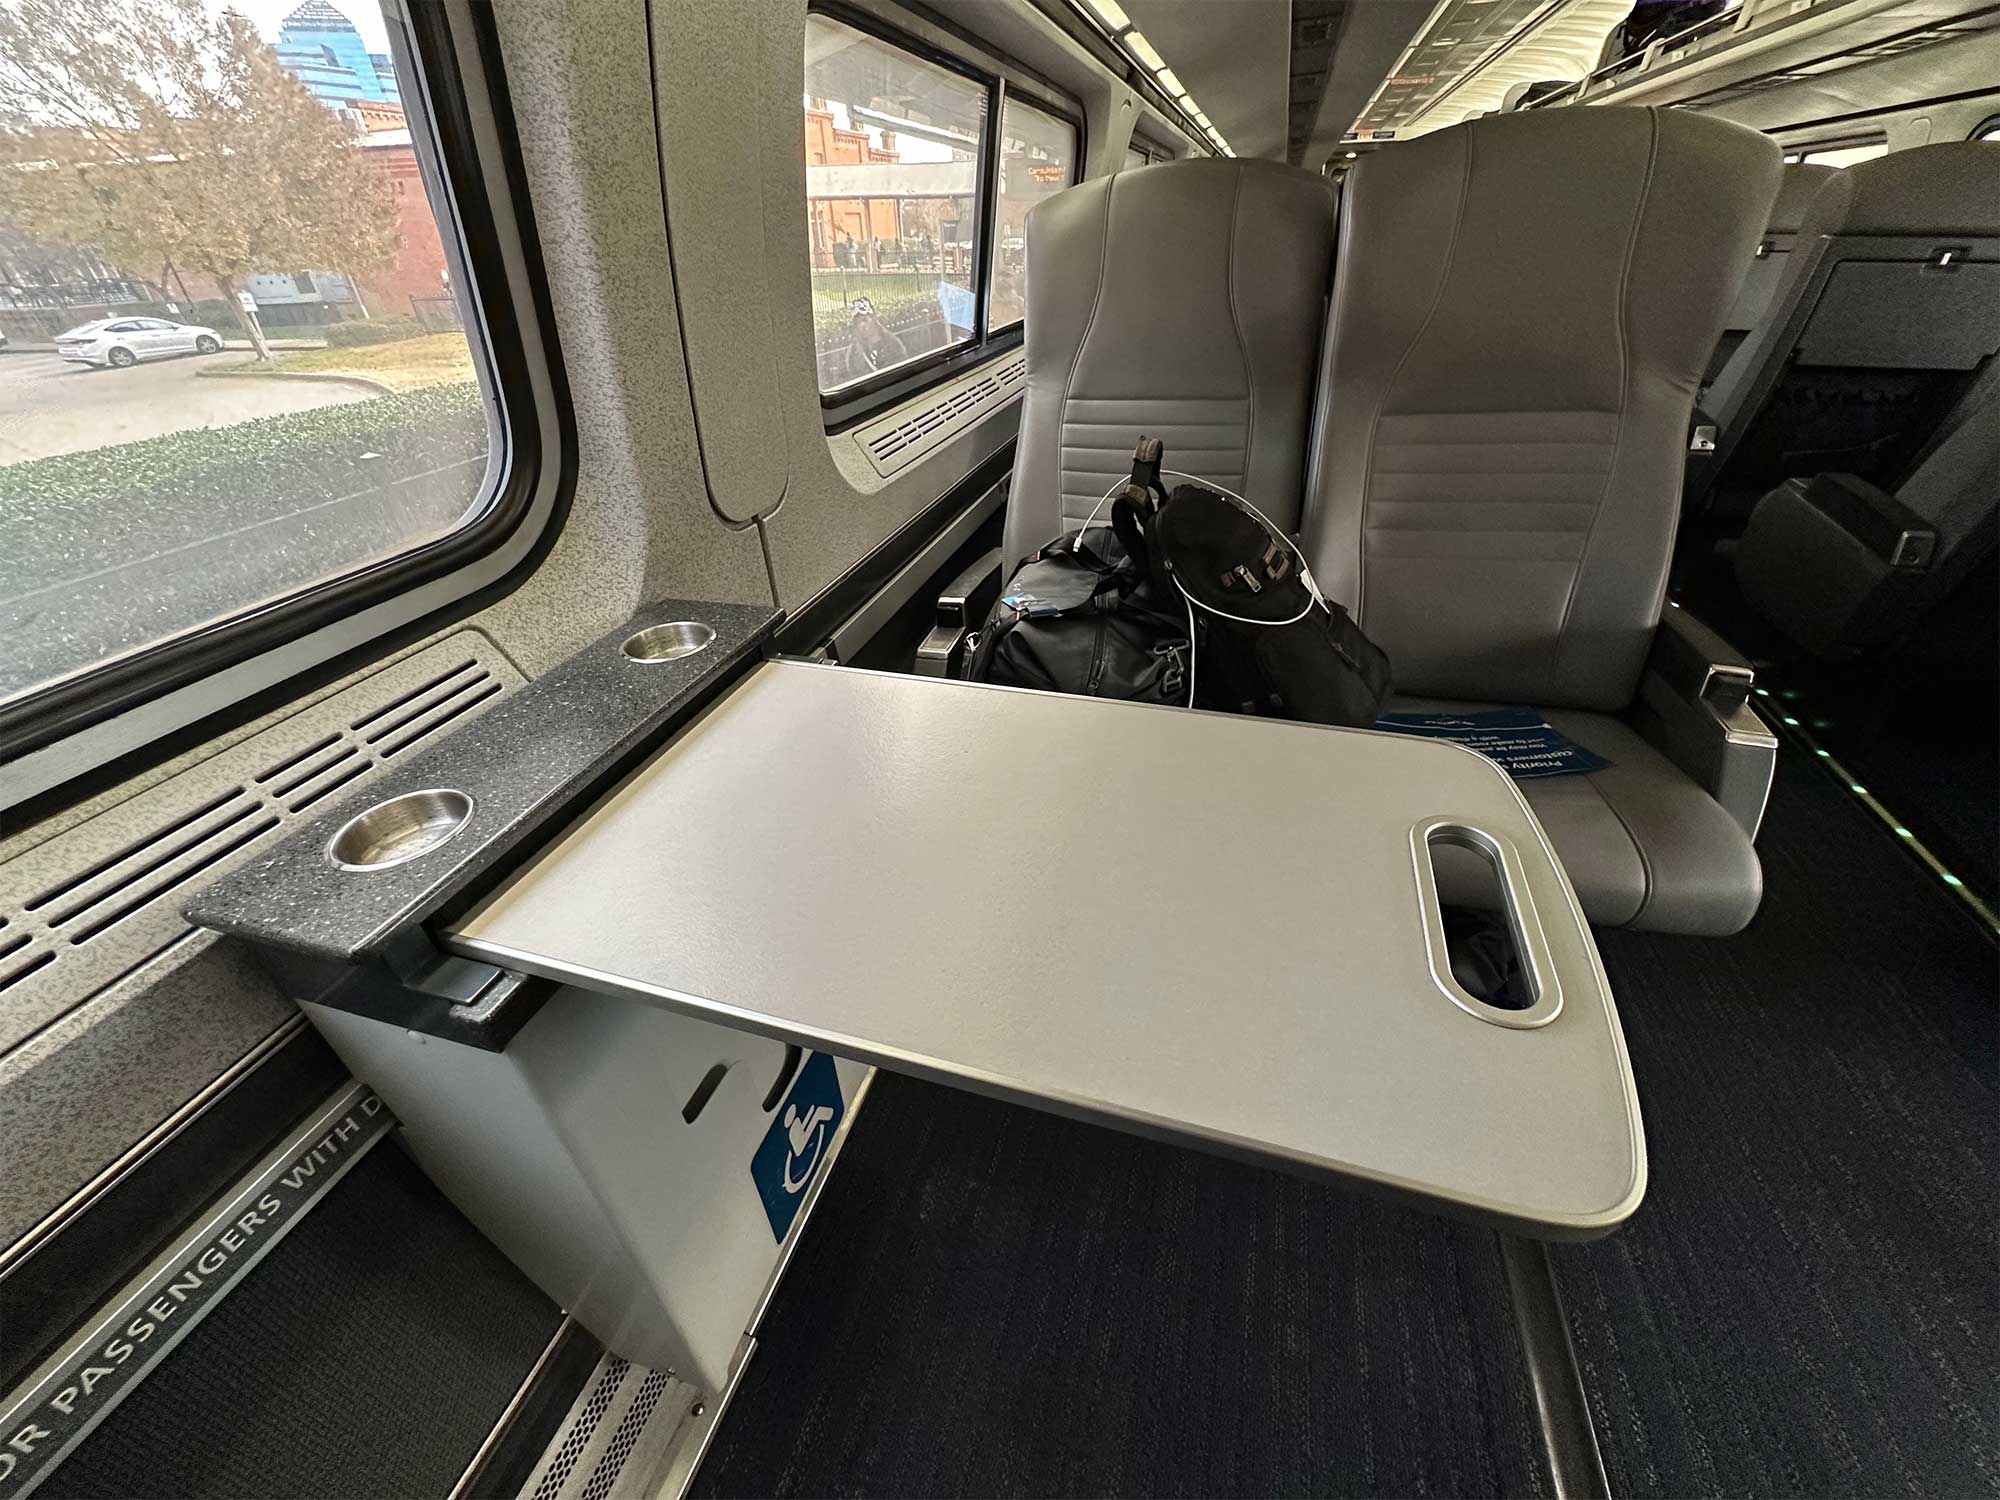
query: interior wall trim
445 1316 605 1500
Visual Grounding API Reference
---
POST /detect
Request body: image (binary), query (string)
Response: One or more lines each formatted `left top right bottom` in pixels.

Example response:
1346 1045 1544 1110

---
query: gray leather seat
1303 106 1782 935
1003 158 1336 570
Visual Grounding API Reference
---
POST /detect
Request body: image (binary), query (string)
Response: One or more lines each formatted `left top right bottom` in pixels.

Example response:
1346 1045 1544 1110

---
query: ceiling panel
1122 0 1294 158
1300 0 1433 165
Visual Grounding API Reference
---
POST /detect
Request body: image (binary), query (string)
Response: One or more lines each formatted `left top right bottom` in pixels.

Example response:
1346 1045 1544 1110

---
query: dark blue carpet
695 1070 1549 1499
1561 746 2000 1497
697 742 1997 1499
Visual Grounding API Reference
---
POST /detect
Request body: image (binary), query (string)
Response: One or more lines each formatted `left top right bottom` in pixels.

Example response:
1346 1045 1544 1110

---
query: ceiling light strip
1067 0 1231 155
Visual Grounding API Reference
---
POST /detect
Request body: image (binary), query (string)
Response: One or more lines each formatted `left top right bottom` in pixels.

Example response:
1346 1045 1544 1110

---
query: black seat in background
1699 161 1836 402
1690 141 2000 528
1699 142 2000 661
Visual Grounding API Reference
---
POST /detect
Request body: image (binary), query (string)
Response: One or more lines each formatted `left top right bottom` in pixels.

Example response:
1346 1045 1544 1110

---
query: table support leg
1499 1233 1610 1500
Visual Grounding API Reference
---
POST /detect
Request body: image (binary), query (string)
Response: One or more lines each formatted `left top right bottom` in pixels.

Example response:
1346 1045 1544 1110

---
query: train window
804 13 991 395
1974 117 2000 142
989 96 1078 332
0 0 536 767
1799 137 1890 167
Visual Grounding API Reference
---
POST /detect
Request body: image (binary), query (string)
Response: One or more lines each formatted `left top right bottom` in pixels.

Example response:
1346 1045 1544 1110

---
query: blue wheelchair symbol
750 1053 845 1242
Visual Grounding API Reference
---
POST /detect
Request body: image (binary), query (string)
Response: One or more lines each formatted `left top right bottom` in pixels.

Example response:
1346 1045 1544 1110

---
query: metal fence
410 295 463 333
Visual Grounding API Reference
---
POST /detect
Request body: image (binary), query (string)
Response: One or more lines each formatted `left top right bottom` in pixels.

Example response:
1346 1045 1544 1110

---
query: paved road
0 351 368 465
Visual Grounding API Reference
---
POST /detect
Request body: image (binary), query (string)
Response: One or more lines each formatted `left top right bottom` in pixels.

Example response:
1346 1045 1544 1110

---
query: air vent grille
578 1369 671 1500
517 1352 696 1500
857 354 1026 478
0 634 521 1055
531 1358 629 1500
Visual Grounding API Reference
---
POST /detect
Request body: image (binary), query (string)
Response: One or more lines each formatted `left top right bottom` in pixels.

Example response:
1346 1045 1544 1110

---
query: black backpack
966 439 1391 727
1150 478 1392 727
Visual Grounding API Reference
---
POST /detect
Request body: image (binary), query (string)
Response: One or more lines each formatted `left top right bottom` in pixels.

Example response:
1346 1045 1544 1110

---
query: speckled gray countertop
186 598 779 964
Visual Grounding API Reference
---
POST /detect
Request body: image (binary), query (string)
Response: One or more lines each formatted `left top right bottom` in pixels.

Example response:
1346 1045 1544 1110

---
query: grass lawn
275 332 477 391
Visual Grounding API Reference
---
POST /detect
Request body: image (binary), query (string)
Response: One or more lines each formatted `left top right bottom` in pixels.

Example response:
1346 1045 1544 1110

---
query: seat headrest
1770 162 1838 233
1799 141 2000 240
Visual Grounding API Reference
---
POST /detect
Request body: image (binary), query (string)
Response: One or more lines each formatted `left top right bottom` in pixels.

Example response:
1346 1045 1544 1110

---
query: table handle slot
1412 819 1564 1030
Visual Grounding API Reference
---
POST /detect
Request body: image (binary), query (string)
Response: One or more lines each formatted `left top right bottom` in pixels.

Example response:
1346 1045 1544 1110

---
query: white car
54 317 224 369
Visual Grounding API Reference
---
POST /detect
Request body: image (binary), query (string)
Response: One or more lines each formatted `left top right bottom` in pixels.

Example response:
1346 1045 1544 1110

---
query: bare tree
0 0 397 359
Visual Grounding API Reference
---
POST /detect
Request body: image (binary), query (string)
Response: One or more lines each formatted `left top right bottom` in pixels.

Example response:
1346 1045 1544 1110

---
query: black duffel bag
962 523 1191 705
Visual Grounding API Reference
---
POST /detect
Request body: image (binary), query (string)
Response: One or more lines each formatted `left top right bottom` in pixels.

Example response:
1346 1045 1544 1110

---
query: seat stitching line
1361 126 1475 622
1552 109 1659 682
1576 759 1654 927
1057 177 1119 526
1223 169 1255 499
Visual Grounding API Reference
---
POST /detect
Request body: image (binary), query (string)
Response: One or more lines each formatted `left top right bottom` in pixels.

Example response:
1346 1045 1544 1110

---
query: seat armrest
1731 474 1937 659
915 548 1003 679
1789 473 1936 570
1630 605 1777 840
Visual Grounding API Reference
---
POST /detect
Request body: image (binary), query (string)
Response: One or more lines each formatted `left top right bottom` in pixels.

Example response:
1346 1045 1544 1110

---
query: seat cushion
1390 698 1763 936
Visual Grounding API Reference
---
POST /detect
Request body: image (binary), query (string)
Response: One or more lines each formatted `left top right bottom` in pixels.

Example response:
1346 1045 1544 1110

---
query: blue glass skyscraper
273 0 400 106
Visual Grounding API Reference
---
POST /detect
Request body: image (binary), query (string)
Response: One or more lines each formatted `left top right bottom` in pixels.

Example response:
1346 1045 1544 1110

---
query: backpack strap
1110 436 1175 597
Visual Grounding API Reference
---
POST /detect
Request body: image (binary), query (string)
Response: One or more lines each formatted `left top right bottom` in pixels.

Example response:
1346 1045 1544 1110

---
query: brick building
355 128 453 319
805 100 904 269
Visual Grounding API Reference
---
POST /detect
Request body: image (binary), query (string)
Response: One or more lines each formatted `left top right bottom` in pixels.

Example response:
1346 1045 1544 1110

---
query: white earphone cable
1069 467 1320 709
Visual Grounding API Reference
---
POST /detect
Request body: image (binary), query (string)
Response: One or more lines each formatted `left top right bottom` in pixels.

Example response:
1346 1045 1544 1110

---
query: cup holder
622 621 715 663
327 789 474 872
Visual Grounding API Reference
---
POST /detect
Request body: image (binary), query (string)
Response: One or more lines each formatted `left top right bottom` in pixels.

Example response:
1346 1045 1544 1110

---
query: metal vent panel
520 1355 696 1500
0 633 521 1054
856 354 1026 478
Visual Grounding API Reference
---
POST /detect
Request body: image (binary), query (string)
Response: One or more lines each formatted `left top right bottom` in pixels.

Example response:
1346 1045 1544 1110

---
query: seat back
1702 162 1837 407
1003 159 1336 570
1302 107 1778 712
1694 141 2000 520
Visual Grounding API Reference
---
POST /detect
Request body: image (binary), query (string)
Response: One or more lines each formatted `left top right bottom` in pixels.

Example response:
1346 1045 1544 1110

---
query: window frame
0 0 573 809
808 1 1084 429
1971 115 2000 142
985 84 1083 338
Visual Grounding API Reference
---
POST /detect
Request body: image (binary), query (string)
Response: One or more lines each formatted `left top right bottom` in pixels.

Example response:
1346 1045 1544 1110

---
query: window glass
1801 140 1889 167
989 96 1078 332
1123 145 1147 171
804 15 989 394
0 0 497 709
1973 119 2000 142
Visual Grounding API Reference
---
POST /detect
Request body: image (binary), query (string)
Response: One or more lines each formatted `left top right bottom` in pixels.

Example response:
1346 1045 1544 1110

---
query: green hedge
1 381 488 535
321 315 424 348
186 298 249 336
813 289 942 341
